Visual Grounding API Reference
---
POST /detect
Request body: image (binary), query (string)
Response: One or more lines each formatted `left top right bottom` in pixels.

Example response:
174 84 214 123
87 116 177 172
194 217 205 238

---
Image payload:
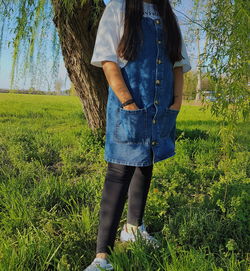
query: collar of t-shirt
143 2 160 19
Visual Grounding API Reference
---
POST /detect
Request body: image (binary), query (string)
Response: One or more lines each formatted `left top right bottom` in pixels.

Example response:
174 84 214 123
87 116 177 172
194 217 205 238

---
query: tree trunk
51 0 108 134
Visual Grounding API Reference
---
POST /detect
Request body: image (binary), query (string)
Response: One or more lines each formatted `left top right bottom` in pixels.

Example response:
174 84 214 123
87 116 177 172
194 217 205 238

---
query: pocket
114 107 147 144
159 108 180 138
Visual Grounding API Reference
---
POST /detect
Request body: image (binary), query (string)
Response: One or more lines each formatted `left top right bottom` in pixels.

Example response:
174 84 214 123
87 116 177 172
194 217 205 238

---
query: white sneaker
83 257 114 271
120 222 160 248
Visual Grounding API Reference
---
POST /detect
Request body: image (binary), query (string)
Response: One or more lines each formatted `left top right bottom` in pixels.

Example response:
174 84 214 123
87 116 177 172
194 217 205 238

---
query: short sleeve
90 1 121 68
173 32 192 73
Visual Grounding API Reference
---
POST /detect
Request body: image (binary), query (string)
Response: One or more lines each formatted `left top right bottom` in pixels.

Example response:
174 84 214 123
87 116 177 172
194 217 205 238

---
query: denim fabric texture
104 16 180 167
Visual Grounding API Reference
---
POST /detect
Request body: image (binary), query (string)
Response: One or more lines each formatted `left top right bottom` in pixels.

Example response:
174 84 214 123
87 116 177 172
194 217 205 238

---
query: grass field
0 93 249 270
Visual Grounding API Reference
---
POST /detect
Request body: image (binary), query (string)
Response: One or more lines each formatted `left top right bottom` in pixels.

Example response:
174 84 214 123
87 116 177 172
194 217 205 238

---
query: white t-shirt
90 0 192 73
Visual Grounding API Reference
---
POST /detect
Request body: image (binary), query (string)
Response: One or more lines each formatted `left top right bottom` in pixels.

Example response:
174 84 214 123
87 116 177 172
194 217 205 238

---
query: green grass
0 93 249 270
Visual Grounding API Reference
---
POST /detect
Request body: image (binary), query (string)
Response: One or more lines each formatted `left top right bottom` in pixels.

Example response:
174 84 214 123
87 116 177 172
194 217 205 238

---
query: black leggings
96 162 154 254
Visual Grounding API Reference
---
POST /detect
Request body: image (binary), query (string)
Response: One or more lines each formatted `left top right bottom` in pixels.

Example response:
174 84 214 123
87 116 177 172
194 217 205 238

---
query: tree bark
51 0 108 134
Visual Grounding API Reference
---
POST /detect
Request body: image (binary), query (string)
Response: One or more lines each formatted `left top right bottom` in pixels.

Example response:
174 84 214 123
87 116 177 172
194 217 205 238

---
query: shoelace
92 259 106 267
141 230 155 240
126 224 160 247
140 231 160 247
92 262 101 267
129 226 152 239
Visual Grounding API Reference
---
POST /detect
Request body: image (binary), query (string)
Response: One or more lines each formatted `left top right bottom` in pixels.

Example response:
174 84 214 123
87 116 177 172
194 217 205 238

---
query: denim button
152 141 157 145
155 100 159 104
157 40 162 44
157 59 162 64
152 119 156 124
155 19 160 24
156 79 160 85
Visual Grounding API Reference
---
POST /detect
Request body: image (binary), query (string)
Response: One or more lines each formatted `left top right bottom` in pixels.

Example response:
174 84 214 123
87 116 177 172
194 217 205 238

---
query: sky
0 0 200 92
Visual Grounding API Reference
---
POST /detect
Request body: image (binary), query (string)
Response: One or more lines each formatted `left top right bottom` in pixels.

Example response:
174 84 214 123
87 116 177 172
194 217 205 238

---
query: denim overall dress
104 16 180 167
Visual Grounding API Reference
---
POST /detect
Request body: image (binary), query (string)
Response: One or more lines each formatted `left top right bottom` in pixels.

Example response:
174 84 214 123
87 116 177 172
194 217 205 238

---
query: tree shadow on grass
176 128 210 141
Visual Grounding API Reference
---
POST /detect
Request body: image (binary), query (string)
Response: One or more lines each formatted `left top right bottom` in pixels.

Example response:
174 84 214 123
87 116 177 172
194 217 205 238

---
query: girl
85 0 191 270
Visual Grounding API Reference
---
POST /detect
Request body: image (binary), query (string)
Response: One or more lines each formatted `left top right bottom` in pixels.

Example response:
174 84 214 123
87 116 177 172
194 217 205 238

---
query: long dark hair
117 0 183 65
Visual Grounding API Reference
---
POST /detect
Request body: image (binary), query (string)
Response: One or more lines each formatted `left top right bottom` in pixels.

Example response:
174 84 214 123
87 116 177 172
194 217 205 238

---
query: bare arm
170 66 184 110
102 61 139 110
